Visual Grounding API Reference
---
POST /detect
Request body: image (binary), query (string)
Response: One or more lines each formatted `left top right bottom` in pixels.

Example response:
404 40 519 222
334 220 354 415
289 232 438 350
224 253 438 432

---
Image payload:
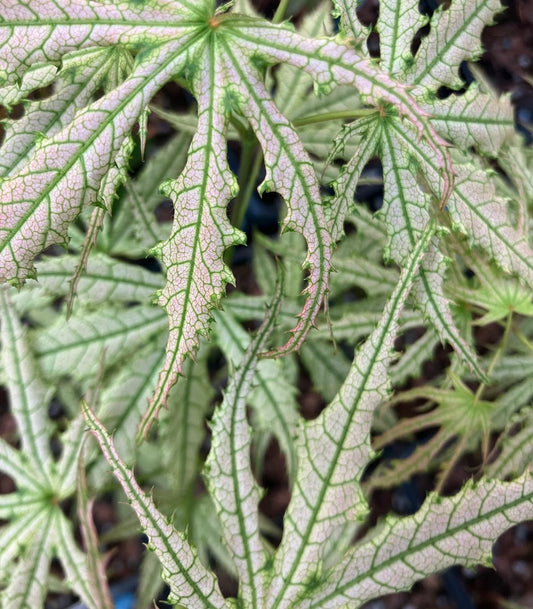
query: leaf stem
273 0 291 23
292 108 377 127
225 134 264 265
514 328 533 352
474 312 513 402
231 135 263 231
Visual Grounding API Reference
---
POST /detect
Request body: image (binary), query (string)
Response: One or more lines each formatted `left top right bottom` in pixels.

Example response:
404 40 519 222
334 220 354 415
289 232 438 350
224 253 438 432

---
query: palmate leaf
89 236 533 609
0 286 105 607
3 4 533 607
0 32 201 283
0 1 455 405
325 0 525 378
1 2 339 433
368 374 496 492
3 0 506 434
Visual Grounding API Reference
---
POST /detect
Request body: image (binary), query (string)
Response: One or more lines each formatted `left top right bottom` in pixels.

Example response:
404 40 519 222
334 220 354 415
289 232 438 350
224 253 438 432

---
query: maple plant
1 0 533 607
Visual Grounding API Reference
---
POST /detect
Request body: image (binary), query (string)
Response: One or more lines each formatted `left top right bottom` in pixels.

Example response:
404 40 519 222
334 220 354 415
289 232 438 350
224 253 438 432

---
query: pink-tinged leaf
139 43 245 438
407 0 504 90
412 239 484 378
421 85 514 157
267 222 436 609
227 20 454 207
82 402 229 609
303 473 533 609
380 118 481 376
0 62 57 109
0 35 199 286
76 455 114 609
0 47 131 179
328 117 380 242
0 0 201 87
206 281 283 606
220 44 331 356
447 159 533 288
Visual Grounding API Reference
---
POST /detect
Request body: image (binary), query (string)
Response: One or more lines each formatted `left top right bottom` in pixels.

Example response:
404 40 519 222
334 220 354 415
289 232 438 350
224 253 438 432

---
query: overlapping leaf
324 0 523 377
266 221 436 609
0 286 105 607
84 401 229 609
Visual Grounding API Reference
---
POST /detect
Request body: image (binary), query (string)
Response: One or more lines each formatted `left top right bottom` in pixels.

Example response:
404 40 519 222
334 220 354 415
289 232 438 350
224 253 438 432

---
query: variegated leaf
267 221 436 609
83 401 229 609
407 0 504 90
206 282 283 606
145 42 245 431
214 310 299 483
377 0 427 77
0 35 200 284
219 45 331 356
303 474 533 608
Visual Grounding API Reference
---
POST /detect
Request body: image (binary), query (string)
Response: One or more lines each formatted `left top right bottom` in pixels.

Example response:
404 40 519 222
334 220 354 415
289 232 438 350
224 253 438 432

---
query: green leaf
35 253 163 306
98 342 166 466
157 346 213 491
33 305 166 383
83 401 229 609
0 286 102 607
0 286 53 481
